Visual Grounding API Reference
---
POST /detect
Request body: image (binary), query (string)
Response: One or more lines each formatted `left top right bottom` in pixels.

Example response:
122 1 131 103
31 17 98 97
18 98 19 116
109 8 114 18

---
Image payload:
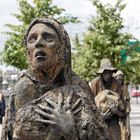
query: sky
1 0 140 51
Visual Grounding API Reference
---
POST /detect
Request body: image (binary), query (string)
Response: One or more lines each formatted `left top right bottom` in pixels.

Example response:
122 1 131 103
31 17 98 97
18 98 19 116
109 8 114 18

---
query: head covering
113 70 124 77
24 17 71 67
24 17 72 83
97 58 117 74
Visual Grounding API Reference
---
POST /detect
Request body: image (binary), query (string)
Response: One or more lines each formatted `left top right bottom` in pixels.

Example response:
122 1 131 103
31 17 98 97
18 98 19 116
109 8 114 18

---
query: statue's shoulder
14 70 38 110
90 76 100 89
14 70 35 95
91 76 100 84
71 71 92 94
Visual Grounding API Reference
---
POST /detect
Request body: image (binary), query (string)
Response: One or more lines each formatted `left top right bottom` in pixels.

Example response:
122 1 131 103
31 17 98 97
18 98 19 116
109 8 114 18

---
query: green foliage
73 0 139 83
2 0 79 70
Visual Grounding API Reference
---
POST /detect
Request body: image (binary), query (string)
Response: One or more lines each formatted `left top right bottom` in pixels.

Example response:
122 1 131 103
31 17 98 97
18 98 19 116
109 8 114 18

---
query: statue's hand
34 90 81 137
107 99 125 117
107 99 118 114
102 109 112 120
102 99 118 120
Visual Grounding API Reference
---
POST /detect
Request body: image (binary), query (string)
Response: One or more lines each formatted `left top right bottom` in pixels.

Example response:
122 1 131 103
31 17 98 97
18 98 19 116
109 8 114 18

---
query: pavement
0 98 139 139
0 124 1 139
130 98 140 140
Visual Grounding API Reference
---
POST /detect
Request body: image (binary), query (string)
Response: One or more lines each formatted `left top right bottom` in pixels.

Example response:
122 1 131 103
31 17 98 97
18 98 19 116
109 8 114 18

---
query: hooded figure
1 18 109 140
90 58 126 140
114 70 131 140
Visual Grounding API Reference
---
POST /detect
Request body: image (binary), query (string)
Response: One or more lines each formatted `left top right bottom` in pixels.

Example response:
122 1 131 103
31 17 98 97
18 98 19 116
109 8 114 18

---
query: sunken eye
27 34 37 43
43 33 55 42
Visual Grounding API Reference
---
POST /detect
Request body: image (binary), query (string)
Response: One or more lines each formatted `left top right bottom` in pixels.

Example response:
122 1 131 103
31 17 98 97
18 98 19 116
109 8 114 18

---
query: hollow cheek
27 48 36 62
27 49 33 59
45 45 57 57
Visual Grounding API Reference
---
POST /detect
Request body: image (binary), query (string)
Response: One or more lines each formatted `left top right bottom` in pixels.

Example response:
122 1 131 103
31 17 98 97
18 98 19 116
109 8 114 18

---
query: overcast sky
1 0 140 51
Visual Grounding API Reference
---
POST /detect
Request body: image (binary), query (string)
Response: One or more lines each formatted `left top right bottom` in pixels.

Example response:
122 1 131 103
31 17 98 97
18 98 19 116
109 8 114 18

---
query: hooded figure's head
98 58 117 83
24 17 72 83
114 70 124 85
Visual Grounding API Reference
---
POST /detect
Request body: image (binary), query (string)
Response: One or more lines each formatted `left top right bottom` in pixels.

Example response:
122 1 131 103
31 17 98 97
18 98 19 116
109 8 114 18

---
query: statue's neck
33 65 65 86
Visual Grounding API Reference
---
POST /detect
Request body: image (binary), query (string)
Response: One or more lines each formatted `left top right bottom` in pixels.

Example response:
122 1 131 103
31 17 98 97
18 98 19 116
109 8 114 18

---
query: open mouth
35 51 46 60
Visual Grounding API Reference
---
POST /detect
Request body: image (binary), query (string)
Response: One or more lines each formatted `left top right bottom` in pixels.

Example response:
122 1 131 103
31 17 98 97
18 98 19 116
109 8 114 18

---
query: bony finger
35 119 56 125
35 109 46 116
36 105 57 116
104 111 111 118
45 98 57 108
58 92 63 108
106 110 112 116
35 109 56 120
73 107 82 115
109 99 113 104
67 90 73 105
37 104 52 112
106 104 111 108
37 104 46 110
72 98 81 110
104 109 110 114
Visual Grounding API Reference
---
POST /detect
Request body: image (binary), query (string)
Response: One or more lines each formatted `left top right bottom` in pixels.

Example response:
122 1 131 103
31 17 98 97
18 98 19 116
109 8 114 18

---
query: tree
2 0 79 70
73 0 139 83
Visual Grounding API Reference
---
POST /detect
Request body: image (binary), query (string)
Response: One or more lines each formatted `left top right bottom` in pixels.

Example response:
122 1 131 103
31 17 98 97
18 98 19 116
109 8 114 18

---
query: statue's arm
90 77 99 97
111 106 125 117
1 76 35 140
79 98 109 140
107 98 126 118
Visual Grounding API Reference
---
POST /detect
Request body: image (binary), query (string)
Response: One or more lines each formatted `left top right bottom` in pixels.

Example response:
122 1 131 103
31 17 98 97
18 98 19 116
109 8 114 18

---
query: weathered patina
90 58 126 140
114 70 131 140
2 18 109 140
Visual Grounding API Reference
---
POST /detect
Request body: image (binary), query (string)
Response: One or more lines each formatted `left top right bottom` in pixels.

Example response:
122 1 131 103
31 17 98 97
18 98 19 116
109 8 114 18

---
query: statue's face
26 23 60 71
102 70 113 82
116 75 124 84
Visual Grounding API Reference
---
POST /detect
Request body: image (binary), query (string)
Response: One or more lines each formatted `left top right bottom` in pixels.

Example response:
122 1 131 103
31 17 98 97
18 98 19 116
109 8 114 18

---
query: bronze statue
90 58 126 140
114 70 131 140
1 18 109 140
